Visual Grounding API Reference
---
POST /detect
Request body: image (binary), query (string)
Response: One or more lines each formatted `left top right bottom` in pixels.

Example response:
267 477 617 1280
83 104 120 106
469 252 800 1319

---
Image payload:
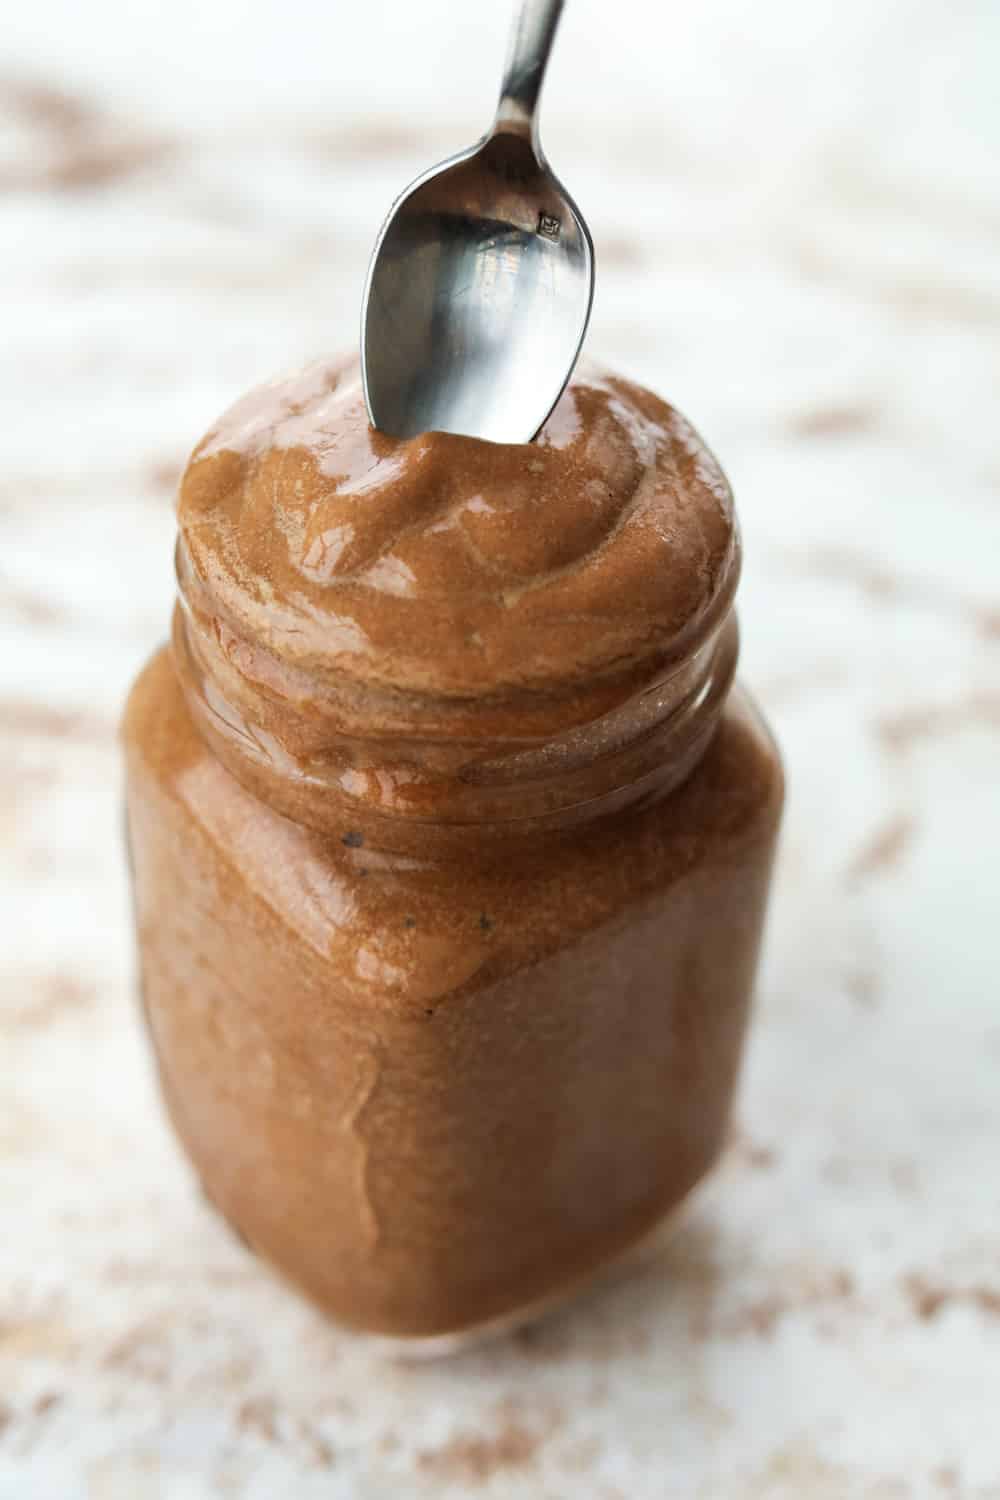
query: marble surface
1 1 999 1494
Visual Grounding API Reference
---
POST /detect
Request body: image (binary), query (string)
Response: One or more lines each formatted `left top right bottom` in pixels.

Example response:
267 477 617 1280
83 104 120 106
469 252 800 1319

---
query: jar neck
173 538 739 857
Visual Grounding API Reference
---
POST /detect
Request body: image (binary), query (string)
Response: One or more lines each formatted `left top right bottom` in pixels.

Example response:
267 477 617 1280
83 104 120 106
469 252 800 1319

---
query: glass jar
122 360 784 1349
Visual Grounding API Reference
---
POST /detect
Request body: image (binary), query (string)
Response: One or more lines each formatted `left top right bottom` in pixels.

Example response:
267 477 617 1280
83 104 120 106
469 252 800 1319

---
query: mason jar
123 358 784 1349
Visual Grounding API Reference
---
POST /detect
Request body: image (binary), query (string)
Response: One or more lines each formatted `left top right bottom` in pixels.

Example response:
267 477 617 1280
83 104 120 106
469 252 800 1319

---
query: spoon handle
494 0 565 147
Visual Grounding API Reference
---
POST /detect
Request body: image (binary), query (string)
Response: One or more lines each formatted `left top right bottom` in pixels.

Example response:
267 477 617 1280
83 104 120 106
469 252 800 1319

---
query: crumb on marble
0 760 55 809
792 237 1000 327
728 1125 779 1170
842 967 880 1007
740 1298 783 1337
0 75 176 193
145 459 182 496
417 1421 542 1483
727 1267 855 1339
904 1274 1000 1322
0 697 112 742
300 1422 335 1468
3 972 97 1032
906 1278 946 1320
235 1399 334 1468
792 544 900 599
888 1160 920 1194
237 1396 278 1442
745 1142 778 1169
845 812 917 884
0 75 95 132
599 235 643 268
876 693 1000 755
102 1320 169 1383
303 121 443 161
783 546 998 645
0 580 67 625
52 138 175 191
787 403 881 439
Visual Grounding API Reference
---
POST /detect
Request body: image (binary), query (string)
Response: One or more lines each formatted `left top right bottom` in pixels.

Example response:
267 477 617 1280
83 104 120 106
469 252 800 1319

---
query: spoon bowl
362 0 594 444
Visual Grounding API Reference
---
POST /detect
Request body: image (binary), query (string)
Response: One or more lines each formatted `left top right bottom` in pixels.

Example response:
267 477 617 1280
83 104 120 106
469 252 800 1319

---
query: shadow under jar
122 357 784 1348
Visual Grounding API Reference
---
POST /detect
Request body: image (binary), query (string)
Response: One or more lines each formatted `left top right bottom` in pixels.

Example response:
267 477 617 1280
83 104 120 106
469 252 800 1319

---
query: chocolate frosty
123 359 783 1341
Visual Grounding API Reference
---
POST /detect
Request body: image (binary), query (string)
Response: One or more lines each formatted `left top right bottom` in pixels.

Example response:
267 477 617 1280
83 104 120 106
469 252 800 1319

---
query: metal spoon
361 0 594 444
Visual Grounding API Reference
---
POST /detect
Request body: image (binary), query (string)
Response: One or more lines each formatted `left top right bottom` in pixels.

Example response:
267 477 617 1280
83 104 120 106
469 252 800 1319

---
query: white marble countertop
2 2 999 1495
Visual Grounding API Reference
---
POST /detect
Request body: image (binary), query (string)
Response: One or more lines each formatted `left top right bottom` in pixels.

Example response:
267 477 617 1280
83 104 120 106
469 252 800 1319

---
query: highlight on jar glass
121 355 784 1351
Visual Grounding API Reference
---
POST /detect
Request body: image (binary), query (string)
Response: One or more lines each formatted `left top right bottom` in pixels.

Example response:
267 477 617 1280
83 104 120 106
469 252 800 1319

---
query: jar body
123 643 783 1342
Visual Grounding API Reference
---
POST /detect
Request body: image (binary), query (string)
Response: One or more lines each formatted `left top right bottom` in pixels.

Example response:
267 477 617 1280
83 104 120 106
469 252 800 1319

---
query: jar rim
172 592 739 852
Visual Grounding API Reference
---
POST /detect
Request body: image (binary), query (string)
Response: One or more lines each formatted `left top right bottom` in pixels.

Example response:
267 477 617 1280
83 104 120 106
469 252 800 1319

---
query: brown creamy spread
178 357 738 730
123 357 783 1342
